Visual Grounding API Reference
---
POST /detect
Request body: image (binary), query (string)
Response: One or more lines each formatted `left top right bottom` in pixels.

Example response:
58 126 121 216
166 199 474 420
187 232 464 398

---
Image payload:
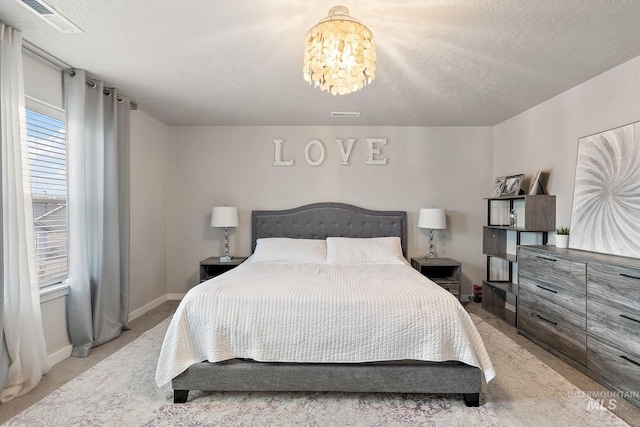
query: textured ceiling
2 0 640 126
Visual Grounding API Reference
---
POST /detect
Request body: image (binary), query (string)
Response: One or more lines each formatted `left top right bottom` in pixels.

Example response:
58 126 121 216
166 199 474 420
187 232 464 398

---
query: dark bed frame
172 202 482 406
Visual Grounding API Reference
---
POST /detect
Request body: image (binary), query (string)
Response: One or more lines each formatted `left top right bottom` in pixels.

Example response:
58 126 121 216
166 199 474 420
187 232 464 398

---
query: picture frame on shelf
529 170 549 195
500 174 524 197
491 176 506 197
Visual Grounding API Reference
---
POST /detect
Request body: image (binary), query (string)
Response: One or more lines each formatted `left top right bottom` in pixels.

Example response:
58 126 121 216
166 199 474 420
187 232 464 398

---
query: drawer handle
536 314 558 326
536 285 558 294
620 314 640 324
620 273 640 281
536 256 557 262
620 355 640 368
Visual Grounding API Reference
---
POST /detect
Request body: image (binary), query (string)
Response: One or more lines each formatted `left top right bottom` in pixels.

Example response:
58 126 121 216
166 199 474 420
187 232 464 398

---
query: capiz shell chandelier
303 6 376 95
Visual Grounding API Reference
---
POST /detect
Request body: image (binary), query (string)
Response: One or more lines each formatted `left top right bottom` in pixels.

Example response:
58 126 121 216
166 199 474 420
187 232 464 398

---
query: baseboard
48 345 72 367
46 294 181 367
129 295 168 322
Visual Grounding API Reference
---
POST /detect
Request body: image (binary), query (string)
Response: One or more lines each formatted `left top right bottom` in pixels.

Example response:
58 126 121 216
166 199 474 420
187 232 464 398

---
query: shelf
483 252 518 263
482 280 518 327
430 278 459 284
483 305 517 327
199 257 247 282
483 195 555 327
486 195 556 231
484 195 550 201
484 195 529 201
410 257 461 301
483 280 518 295
485 225 537 232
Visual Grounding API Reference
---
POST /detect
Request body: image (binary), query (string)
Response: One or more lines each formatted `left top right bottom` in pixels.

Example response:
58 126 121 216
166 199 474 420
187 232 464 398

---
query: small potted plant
555 226 570 248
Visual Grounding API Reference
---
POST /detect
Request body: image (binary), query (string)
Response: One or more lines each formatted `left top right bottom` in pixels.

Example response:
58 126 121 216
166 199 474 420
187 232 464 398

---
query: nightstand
199 257 247 282
410 257 462 301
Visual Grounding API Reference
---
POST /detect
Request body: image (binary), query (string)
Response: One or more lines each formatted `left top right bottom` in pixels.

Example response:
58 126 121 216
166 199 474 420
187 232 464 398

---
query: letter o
304 139 325 167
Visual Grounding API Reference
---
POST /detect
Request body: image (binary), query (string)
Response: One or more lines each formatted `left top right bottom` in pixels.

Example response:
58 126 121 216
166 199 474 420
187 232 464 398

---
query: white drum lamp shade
211 207 239 228
418 208 446 230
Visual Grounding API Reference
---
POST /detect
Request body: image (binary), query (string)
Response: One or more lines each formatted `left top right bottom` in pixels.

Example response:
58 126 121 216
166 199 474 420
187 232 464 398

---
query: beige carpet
3 314 630 426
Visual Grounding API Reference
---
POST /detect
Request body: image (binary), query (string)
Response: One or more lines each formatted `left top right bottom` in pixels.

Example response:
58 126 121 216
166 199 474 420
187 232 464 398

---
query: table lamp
418 208 446 259
211 206 239 261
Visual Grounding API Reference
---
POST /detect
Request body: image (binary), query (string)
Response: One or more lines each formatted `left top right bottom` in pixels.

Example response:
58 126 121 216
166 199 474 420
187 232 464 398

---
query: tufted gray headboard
251 202 408 257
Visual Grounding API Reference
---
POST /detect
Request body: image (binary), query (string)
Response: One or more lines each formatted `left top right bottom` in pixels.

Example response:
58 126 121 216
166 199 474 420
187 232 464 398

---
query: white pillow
326 237 406 265
251 238 327 263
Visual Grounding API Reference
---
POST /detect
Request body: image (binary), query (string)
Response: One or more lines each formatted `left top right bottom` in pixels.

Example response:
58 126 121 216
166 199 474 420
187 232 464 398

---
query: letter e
366 138 387 165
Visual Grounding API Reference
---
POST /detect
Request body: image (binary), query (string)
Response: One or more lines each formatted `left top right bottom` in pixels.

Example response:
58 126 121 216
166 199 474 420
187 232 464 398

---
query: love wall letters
272 138 388 167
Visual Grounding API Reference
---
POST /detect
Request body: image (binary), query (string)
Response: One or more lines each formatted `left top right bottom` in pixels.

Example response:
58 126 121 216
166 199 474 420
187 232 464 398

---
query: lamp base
219 256 232 262
427 229 437 259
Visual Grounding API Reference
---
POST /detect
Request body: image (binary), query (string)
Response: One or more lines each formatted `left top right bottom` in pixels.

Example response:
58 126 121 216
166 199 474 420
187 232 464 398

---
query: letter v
336 138 356 165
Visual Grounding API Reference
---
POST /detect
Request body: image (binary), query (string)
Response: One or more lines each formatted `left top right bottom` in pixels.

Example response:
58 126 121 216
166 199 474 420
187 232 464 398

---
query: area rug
4 314 629 427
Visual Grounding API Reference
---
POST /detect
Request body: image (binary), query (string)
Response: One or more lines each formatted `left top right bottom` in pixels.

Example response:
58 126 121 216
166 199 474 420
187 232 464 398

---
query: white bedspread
155 259 496 386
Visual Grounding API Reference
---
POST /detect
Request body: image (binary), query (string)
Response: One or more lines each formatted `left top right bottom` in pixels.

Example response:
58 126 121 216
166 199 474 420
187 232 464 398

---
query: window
25 104 68 287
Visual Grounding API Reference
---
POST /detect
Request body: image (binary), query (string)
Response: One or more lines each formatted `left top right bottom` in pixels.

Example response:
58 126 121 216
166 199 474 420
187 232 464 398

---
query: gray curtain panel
64 69 131 358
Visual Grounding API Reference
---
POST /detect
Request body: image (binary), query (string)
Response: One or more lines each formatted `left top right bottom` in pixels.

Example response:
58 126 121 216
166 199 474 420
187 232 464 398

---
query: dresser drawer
519 275 586 330
518 304 586 364
587 297 640 357
587 336 640 397
588 263 640 315
518 249 586 294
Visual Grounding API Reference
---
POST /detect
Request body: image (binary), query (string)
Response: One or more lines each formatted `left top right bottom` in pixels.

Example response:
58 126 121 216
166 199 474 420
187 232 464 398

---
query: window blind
26 108 68 287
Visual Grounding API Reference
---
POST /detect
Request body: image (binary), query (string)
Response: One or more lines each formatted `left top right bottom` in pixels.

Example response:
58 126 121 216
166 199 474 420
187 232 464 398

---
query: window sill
40 280 70 304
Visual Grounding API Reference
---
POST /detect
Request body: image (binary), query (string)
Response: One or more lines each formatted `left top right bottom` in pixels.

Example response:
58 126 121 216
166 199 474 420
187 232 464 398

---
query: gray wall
493 55 640 238
129 111 170 315
166 126 493 297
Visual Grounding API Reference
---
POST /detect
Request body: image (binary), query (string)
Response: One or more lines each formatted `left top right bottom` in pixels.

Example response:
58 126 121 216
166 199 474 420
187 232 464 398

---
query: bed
156 202 495 406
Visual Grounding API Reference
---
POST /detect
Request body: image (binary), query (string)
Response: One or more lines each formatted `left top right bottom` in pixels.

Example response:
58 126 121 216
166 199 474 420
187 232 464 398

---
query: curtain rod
22 39 71 69
22 40 138 110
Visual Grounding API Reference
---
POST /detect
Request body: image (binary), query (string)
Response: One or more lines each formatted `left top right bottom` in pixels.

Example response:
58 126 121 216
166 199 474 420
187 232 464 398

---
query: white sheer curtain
64 69 130 357
0 23 50 403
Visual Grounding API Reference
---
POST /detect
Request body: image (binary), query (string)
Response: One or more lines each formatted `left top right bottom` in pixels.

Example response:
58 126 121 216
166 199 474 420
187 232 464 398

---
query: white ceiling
2 0 640 126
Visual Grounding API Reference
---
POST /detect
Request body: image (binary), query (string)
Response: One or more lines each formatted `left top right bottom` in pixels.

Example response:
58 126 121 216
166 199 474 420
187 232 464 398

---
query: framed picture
569 120 640 258
529 170 549 195
491 176 506 197
500 174 524 197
